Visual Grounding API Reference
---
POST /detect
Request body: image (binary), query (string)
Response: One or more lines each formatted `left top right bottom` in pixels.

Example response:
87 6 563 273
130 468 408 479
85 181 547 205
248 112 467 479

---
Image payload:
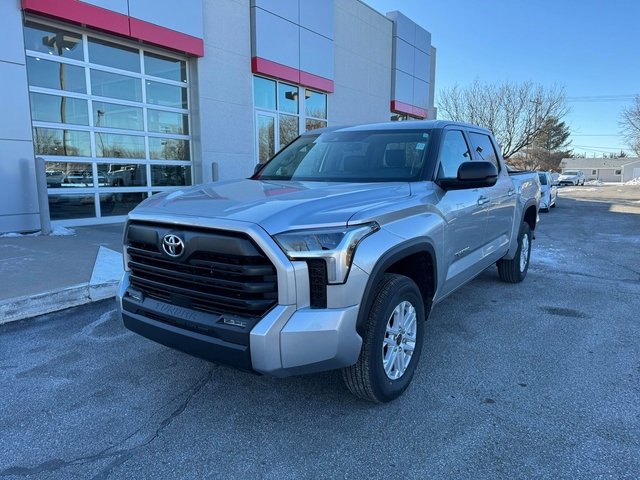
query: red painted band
391 101 428 119
252 57 300 85
412 106 428 119
252 57 334 93
22 0 129 36
299 71 334 93
130 18 204 57
22 0 204 56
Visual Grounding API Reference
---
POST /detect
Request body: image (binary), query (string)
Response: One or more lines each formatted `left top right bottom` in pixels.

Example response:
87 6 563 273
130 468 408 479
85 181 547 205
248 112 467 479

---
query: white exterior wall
329 0 393 126
623 161 640 182
0 0 40 234
196 0 256 183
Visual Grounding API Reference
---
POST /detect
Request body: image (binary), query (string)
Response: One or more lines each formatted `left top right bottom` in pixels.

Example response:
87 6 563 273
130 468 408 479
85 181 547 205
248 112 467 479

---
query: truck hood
132 179 411 234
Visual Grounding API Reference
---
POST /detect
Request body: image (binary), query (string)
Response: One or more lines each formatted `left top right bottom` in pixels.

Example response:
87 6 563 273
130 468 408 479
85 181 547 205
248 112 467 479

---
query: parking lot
1 184 639 479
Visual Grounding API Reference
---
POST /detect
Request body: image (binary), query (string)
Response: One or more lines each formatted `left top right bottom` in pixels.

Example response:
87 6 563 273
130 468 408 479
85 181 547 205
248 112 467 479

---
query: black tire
497 222 532 283
550 199 556 208
342 274 425 403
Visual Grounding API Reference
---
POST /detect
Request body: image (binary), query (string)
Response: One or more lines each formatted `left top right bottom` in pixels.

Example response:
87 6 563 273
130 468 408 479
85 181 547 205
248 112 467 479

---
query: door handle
507 189 516 196
478 195 490 206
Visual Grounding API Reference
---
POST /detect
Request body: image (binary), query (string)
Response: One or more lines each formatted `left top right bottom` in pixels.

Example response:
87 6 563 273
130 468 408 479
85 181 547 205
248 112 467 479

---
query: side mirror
438 161 499 191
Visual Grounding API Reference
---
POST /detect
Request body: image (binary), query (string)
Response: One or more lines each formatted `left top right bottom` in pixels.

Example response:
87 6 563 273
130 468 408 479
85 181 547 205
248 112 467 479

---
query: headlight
273 222 379 284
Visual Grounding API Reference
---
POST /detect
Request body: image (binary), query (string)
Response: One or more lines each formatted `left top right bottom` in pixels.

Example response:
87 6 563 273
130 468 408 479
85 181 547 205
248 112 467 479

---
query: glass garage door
23 19 193 224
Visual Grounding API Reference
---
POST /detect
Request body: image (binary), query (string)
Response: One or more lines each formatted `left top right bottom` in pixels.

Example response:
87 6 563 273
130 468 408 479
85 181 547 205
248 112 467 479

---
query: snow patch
51 226 75 236
0 226 75 238
585 180 604 186
530 247 568 266
625 176 640 185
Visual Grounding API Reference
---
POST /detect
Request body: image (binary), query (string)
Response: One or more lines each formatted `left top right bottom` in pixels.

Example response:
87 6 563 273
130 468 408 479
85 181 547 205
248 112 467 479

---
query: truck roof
301 120 493 136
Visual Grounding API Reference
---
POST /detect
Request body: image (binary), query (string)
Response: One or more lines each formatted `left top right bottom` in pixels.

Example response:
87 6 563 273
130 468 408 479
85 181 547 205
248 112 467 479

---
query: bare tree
437 79 570 158
619 95 640 156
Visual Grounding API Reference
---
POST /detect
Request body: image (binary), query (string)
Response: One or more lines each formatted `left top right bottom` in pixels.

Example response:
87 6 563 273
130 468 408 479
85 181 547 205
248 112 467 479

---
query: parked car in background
558 170 584 186
537 171 557 211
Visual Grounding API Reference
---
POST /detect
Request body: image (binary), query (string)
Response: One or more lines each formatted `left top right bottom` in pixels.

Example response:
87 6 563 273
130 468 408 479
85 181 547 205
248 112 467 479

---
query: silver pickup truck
117 120 540 403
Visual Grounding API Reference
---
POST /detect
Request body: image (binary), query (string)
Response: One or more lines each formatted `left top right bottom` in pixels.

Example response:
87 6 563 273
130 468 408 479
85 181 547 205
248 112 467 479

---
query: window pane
469 132 499 169
151 165 192 186
88 38 140 72
147 109 188 135
437 130 470 179
26 57 86 93
146 81 187 108
144 52 186 82
30 93 89 125
305 90 327 119
49 194 96 220
257 114 275 163
102 163 147 187
279 114 299 147
254 77 276 110
93 101 143 131
278 83 299 114
101 192 147 217
149 138 190 160
95 133 145 159
305 118 327 132
33 128 90 156
23 22 83 60
91 70 142 102
45 161 93 188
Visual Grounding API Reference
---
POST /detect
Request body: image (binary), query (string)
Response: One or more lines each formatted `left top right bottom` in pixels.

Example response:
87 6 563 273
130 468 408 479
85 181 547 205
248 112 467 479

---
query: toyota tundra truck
116 120 541 403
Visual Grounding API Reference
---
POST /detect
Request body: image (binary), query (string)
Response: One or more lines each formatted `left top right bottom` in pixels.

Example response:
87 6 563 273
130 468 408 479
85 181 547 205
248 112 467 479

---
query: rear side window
436 130 470 179
469 132 500 171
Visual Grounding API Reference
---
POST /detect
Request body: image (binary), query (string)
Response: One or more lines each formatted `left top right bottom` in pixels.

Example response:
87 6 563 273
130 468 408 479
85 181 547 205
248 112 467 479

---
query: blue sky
365 0 640 157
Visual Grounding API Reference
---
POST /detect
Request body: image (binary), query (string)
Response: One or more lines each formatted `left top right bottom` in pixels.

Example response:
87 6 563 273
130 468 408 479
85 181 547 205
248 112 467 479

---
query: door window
437 130 470 179
469 132 500 170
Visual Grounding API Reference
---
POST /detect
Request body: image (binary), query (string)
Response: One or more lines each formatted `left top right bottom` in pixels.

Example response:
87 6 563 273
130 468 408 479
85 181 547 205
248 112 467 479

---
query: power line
567 94 636 103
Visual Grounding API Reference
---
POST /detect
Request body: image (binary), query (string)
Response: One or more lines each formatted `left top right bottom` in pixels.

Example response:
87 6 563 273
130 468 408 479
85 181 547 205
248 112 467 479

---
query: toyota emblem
162 234 185 258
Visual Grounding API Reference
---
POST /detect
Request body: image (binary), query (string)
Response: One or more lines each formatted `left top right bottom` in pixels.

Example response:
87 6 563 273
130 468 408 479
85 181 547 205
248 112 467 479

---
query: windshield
563 171 578 175
537 173 548 185
254 129 431 182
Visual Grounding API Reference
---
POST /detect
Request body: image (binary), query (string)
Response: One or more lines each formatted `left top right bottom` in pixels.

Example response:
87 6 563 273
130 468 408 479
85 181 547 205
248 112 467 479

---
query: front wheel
342 274 425 403
497 222 532 283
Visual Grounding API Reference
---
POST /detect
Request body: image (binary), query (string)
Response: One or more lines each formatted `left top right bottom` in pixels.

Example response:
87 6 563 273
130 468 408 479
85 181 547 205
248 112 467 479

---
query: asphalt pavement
0 185 639 479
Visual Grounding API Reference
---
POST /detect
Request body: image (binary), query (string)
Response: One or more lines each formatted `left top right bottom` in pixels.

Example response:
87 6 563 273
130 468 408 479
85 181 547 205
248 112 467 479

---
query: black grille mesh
307 260 328 309
126 223 278 317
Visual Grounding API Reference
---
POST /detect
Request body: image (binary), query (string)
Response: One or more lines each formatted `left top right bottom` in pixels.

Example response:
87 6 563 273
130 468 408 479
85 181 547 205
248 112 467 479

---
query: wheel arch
523 201 537 231
355 239 437 337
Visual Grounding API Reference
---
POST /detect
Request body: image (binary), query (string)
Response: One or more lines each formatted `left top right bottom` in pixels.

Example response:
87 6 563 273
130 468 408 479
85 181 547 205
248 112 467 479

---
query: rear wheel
342 274 425 403
497 222 532 283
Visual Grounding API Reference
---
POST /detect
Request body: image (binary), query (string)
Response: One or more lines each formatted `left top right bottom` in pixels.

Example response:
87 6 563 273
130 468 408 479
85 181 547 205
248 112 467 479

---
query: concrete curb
0 281 119 325
0 246 123 325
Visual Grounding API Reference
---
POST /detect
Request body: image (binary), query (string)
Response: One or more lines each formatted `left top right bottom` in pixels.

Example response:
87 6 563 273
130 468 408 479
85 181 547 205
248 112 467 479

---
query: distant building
1 0 436 233
560 158 640 183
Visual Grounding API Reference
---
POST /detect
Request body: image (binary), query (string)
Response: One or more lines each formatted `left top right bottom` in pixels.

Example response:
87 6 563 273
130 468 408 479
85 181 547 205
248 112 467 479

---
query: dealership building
0 0 436 233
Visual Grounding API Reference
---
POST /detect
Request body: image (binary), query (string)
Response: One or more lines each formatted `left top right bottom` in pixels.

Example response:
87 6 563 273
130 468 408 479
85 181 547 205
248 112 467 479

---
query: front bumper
117 272 363 377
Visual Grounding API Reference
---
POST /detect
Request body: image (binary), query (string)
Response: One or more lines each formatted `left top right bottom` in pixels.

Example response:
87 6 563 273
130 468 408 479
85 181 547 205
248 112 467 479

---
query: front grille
126 222 278 317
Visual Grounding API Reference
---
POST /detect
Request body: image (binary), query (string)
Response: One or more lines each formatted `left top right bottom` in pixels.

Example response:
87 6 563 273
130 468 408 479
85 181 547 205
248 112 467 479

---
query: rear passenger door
468 131 515 263
434 128 489 300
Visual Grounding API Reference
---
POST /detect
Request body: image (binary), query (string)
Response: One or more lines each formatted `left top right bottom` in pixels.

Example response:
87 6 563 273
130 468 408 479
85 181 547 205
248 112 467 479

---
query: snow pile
51 226 76 236
625 176 640 185
585 180 604 186
0 226 75 238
